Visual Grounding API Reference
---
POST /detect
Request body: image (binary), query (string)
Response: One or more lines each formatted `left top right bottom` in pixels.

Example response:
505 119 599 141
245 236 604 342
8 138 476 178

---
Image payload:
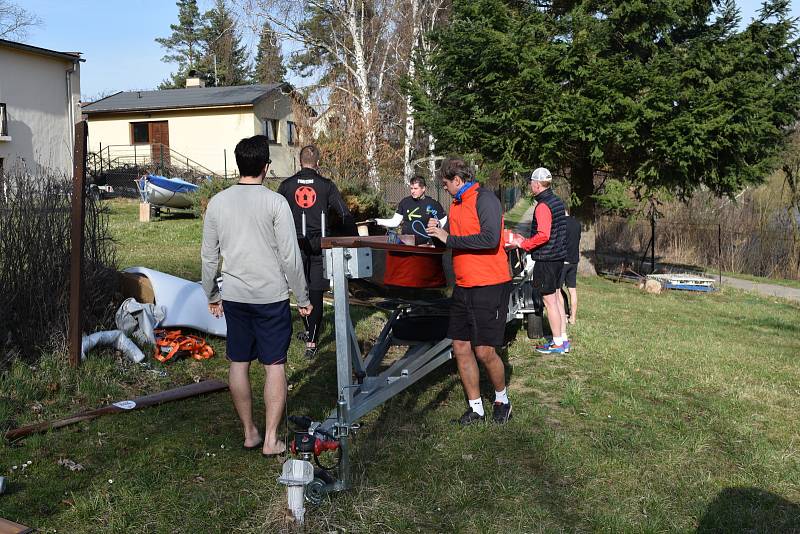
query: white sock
494 388 509 405
553 336 563 346
468 398 484 416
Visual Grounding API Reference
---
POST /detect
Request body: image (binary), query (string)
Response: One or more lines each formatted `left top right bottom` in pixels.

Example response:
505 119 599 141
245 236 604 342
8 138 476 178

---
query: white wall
86 90 303 178
87 106 256 176
0 46 80 175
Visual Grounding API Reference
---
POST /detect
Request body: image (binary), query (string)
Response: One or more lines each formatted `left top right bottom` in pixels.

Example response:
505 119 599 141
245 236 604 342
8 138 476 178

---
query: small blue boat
135 174 198 209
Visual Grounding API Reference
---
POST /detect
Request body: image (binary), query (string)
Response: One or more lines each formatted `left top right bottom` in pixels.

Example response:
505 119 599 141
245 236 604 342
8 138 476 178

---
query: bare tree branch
0 0 42 40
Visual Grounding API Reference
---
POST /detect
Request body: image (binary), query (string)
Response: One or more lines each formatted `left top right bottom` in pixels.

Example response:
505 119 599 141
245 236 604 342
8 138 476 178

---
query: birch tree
242 0 398 189
400 0 447 183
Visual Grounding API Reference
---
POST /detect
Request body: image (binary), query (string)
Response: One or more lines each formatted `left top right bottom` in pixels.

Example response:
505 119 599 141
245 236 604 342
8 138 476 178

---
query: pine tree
412 0 800 270
201 0 250 87
253 20 286 84
155 0 208 89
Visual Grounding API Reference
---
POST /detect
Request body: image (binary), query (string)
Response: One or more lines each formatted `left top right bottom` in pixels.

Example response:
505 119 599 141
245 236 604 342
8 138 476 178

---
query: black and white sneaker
453 409 485 426
296 331 311 343
492 401 513 424
304 346 318 360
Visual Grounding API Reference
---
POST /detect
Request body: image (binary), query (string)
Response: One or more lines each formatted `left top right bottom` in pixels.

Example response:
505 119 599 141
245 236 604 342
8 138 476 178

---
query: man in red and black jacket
278 145 357 359
426 158 513 425
515 167 569 354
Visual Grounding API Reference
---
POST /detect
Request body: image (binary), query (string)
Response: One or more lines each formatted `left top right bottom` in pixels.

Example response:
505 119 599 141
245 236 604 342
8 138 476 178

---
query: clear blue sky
19 0 800 101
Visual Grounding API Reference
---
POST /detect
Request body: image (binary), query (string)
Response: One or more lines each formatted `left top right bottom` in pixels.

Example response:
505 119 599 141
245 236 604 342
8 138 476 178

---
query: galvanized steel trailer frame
315 242 534 493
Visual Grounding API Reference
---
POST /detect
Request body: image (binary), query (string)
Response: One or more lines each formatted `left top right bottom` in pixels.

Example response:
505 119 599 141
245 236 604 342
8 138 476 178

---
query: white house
81 80 314 178
0 39 82 176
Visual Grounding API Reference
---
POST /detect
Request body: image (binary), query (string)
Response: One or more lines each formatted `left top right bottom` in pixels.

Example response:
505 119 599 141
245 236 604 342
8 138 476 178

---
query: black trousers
301 251 327 345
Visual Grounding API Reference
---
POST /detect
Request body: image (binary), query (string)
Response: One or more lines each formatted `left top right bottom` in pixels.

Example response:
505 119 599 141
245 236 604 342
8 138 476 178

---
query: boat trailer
285 237 543 505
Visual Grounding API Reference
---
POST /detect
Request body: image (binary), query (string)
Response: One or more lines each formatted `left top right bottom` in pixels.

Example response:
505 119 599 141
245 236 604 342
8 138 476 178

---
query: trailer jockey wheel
305 469 334 505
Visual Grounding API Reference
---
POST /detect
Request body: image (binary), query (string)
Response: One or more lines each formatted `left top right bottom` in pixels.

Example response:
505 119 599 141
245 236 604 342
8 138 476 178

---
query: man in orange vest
426 158 513 425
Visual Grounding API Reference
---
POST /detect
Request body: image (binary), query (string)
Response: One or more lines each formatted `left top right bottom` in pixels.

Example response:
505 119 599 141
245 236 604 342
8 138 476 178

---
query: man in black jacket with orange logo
278 145 357 359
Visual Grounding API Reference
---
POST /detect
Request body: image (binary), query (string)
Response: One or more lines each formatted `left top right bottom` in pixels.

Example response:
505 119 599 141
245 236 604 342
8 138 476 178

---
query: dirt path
710 275 800 303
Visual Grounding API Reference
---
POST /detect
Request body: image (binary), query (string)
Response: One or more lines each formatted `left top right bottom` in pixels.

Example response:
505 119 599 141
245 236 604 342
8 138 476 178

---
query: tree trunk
346 0 381 189
427 134 436 179
570 157 598 275
403 0 420 185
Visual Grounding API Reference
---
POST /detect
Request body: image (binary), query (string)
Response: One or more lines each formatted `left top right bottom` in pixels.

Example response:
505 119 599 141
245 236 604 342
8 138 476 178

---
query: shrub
189 177 235 217
340 184 393 222
0 163 118 366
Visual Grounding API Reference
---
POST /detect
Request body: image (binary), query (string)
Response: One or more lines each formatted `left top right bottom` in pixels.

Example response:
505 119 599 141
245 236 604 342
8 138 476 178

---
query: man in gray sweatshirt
201 135 312 456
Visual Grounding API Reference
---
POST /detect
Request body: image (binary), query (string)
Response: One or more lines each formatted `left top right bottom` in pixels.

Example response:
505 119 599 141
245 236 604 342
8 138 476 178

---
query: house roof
81 84 286 114
0 38 83 62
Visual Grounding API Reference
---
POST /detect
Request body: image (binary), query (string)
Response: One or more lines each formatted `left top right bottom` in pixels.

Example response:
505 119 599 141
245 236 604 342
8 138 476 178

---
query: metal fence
596 214 800 280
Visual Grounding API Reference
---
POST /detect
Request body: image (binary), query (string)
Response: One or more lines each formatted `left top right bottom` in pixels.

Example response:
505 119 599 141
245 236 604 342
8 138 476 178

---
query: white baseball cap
530 167 552 182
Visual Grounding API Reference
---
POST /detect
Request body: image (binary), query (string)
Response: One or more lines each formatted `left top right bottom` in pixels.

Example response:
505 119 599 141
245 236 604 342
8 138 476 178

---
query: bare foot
243 426 262 449
262 439 286 456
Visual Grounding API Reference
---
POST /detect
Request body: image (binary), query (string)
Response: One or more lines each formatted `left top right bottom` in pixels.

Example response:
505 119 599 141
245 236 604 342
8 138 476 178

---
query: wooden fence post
68 120 88 368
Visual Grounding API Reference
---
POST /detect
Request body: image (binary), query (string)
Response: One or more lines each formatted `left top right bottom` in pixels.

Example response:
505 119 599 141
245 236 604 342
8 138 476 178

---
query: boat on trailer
135 174 199 209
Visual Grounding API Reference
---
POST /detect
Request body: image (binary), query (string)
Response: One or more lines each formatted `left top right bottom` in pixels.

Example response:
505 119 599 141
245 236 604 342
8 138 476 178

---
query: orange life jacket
153 329 214 363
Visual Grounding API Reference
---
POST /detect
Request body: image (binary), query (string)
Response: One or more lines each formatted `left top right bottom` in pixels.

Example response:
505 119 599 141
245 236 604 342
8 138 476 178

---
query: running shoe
536 343 566 355
563 339 571 353
535 339 554 350
304 346 318 360
492 402 513 424
453 409 485 426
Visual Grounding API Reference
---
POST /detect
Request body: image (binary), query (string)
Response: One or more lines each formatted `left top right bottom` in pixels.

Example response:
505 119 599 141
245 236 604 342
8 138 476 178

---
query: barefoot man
202 135 312 456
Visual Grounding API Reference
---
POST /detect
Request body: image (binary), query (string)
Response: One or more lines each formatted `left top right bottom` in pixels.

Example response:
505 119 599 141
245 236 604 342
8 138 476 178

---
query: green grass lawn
1 198 798 532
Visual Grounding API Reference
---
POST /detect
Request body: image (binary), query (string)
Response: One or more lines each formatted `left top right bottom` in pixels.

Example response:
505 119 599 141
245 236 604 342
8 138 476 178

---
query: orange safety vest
448 185 511 287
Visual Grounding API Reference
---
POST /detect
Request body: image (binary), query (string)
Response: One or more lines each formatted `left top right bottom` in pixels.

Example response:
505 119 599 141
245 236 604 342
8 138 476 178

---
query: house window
131 122 150 144
0 103 8 137
287 121 298 145
263 119 279 143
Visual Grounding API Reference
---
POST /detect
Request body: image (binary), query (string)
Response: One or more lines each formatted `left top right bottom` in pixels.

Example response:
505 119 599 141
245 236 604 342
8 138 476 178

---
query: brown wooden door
149 121 170 166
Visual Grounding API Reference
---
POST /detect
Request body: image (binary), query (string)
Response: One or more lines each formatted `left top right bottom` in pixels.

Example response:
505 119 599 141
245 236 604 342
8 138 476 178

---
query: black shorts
559 263 577 288
447 282 511 348
301 251 328 291
223 300 291 365
532 260 563 295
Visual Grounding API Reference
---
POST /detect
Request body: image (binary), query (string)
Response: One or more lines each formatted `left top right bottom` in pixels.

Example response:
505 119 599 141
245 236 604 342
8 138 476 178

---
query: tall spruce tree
156 0 208 89
202 0 250 86
412 0 800 270
253 20 286 84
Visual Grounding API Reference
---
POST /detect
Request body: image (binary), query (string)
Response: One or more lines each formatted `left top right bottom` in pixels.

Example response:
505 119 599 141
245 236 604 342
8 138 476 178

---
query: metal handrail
90 143 221 177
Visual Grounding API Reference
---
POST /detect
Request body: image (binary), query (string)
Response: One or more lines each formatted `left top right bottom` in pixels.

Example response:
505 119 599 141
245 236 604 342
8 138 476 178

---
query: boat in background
135 174 199 209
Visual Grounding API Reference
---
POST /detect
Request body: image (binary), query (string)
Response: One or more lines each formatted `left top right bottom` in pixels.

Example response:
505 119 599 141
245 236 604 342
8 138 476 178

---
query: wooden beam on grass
4 380 229 442
0 517 35 534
